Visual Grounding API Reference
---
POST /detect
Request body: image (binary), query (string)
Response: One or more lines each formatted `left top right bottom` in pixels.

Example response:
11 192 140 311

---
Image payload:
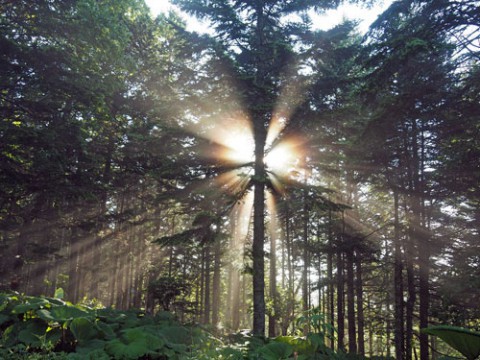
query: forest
0 0 479 359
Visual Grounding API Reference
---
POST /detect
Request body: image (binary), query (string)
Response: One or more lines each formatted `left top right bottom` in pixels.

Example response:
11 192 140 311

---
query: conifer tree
171 0 357 335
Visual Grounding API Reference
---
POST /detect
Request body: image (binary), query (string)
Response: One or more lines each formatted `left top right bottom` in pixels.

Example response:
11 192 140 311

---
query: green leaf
105 338 154 360
307 332 326 352
123 327 165 349
44 297 67 306
257 342 294 360
70 317 98 344
12 298 49 313
103 326 166 359
0 294 16 311
67 349 110 360
219 347 244 360
1 324 16 347
17 320 47 347
75 339 107 354
275 336 315 355
54 288 65 300
422 326 480 360
0 314 9 326
95 321 116 340
37 305 91 322
158 325 192 345
45 327 62 346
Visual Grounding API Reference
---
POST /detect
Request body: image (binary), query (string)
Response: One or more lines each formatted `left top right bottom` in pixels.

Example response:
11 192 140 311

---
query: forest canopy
0 0 479 359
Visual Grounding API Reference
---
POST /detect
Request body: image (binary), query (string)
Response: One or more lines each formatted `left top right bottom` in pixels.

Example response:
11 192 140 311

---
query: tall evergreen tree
171 0 362 335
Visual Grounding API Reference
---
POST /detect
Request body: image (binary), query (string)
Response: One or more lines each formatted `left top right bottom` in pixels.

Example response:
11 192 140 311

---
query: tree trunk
327 210 335 350
416 121 429 360
67 227 79 302
203 245 211 324
346 248 357 353
252 112 266 334
252 1 268 336
269 228 277 337
303 201 309 311
109 244 119 307
405 231 416 360
355 251 365 356
284 207 295 335
394 191 405 360
337 248 345 352
199 247 205 322
212 238 222 328
231 267 241 330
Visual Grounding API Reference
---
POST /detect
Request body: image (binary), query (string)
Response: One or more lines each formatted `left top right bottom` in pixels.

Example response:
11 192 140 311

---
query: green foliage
422 326 480 360
256 342 293 360
0 291 214 359
215 309 348 360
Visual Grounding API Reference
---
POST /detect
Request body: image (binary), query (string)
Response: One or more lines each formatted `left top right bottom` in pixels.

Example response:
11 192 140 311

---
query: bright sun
223 133 299 176
264 142 298 175
221 132 301 197
189 111 303 196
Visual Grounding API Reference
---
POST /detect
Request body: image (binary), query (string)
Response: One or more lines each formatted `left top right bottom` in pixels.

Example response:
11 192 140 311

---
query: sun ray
236 190 255 242
266 59 308 148
266 191 279 242
216 168 253 196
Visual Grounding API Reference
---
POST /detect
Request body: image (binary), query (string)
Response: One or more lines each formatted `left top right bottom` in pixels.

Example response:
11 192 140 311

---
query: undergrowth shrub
0 291 214 359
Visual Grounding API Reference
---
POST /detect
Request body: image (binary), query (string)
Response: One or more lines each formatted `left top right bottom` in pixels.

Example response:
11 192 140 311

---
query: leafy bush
1 295 402 359
0 291 212 359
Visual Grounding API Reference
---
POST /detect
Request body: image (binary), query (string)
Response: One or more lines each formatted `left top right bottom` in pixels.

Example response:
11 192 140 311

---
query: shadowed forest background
0 0 479 359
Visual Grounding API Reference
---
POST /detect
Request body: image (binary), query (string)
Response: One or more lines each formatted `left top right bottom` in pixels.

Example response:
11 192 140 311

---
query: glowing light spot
222 132 255 165
265 140 301 176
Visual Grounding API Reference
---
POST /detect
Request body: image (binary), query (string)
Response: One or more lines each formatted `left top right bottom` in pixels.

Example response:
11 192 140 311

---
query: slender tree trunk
284 208 294 335
418 240 430 359
199 247 205 322
302 190 309 309
119 238 130 309
327 210 335 350
302 185 310 334
212 238 222 328
109 245 119 306
91 220 104 299
204 245 211 324
194 264 200 323
91 151 111 299
226 262 233 329
75 233 88 303
394 191 405 360
346 248 357 353
416 123 430 360
368 294 373 357
281 221 286 290
134 226 146 308
269 230 277 337
252 1 268 336
111 190 126 307
252 121 266 336
355 251 365 356
125 225 134 308
231 268 241 330
337 248 345 352
405 231 416 360
67 227 79 302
